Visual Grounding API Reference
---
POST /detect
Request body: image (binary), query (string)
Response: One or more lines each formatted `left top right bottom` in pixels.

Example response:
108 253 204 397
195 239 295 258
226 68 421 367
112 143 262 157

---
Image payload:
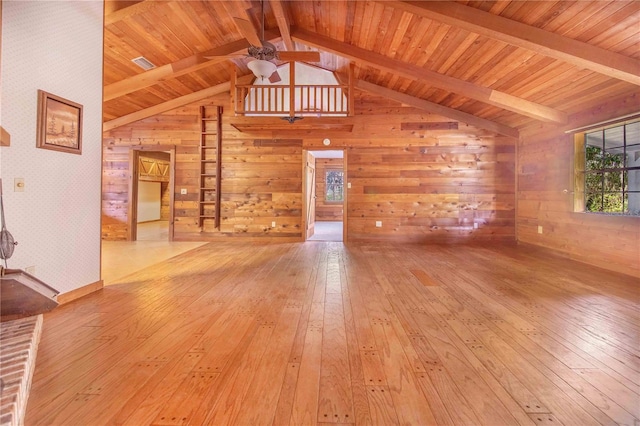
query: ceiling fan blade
268 70 282 83
278 51 321 62
233 17 263 47
204 53 247 60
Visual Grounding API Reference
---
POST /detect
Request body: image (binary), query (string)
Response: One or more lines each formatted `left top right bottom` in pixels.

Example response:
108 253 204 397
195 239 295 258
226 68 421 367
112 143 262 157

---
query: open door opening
102 145 206 286
128 147 176 242
304 150 345 242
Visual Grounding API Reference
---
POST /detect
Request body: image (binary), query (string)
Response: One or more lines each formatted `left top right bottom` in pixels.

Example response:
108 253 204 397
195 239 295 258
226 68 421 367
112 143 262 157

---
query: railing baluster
233 84 350 115
269 87 273 112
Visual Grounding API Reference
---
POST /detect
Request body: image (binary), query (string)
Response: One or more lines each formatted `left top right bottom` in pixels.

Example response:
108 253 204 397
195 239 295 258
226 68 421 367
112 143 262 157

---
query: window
325 169 344 202
578 120 640 215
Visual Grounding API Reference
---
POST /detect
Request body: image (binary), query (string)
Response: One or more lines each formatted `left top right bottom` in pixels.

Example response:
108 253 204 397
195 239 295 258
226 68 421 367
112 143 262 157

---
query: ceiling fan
207 1 320 83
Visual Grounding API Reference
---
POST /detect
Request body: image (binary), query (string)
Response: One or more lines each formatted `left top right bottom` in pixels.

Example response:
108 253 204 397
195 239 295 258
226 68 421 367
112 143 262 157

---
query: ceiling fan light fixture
248 59 277 81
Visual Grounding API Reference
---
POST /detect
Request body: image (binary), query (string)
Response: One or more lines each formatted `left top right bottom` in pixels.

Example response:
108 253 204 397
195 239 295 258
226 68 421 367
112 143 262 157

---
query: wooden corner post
289 61 295 119
229 63 236 115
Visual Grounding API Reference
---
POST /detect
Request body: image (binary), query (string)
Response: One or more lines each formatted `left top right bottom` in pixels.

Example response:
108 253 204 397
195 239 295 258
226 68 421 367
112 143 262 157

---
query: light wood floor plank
196 323 274 425
317 292 354 423
290 302 324 425
23 242 640 426
341 280 374 426
110 352 204 425
370 317 438 425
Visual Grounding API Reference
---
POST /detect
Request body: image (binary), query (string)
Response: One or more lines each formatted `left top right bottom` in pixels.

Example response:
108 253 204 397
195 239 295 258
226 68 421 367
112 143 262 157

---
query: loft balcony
235 84 350 116
232 62 354 118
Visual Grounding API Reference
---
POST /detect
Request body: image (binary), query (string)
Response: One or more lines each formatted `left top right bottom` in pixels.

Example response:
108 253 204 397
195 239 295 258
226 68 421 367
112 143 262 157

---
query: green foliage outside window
326 170 344 202
583 121 639 215
584 146 625 213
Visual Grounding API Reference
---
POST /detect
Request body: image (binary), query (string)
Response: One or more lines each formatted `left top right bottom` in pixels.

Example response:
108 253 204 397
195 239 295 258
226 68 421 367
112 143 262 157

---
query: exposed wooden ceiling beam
104 0 142 16
292 27 567 124
104 74 257 131
388 1 640 86
103 82 230 131
355 79 519 138
222 2 264 46
104 39 250 101
233 17 263 47
0 127 11 147
104 0 156 26
269 0 294 51
104 30 281 102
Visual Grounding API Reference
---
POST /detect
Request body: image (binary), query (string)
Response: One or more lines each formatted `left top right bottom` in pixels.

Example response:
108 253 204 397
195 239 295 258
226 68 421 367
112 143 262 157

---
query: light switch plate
180 188 187 195
375 221 382 228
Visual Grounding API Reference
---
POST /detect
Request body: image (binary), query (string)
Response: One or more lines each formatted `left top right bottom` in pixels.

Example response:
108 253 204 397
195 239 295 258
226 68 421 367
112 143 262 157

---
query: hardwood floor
25 242 639 425
101 220 206 285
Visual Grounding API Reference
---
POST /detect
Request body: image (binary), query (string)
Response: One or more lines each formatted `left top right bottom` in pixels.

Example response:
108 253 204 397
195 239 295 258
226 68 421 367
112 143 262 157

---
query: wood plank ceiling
103 0 640 133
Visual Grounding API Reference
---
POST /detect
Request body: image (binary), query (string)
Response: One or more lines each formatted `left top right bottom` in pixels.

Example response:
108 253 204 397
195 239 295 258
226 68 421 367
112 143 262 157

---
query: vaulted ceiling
103 0 640 135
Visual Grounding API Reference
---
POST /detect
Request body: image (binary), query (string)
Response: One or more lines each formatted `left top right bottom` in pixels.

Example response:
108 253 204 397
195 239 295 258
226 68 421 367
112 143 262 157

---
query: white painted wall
137 181 161 223
1 1 103 294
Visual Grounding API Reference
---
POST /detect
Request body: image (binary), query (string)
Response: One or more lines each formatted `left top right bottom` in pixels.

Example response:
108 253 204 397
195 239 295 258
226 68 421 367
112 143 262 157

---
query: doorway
304 150 346 242
102 145 206 285
128 147 176 242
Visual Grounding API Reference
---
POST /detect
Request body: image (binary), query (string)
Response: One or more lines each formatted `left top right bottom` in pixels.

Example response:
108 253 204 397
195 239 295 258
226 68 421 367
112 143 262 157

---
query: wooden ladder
198 105 222 230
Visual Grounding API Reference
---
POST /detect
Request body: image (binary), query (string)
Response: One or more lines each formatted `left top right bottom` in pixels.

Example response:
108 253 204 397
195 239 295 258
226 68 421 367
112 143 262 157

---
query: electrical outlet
473 222 479 229
271 221 276 228
347 182 352 189
375 221 382 228
537 225 543 234
180 188 187 195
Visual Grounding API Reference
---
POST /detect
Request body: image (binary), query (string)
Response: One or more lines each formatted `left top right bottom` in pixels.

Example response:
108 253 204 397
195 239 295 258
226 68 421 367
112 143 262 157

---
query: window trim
573 133 586 213
573 119 640 216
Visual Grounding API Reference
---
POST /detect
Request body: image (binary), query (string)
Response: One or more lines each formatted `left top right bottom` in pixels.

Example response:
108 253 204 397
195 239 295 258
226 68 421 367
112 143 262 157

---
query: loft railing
235 84 350 116
230 62 355 118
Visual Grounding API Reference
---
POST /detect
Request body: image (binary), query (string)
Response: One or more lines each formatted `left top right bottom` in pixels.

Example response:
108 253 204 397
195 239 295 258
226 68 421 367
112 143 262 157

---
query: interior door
306 154 316 239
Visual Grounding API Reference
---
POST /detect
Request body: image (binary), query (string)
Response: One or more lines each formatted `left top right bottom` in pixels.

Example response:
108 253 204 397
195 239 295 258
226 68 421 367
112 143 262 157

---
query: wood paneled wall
160 182 170 220
102 100 303 241
517 92 640 278
102 94 515 243
314 158 344 221
345 120 515 242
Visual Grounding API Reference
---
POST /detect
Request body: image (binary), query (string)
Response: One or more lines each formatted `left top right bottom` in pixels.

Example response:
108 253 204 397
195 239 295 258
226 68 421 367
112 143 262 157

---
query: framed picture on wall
36 89 82 155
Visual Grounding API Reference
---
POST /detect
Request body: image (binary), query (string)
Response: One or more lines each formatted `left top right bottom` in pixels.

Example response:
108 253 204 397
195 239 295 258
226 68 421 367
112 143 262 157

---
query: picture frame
36 89 82 155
